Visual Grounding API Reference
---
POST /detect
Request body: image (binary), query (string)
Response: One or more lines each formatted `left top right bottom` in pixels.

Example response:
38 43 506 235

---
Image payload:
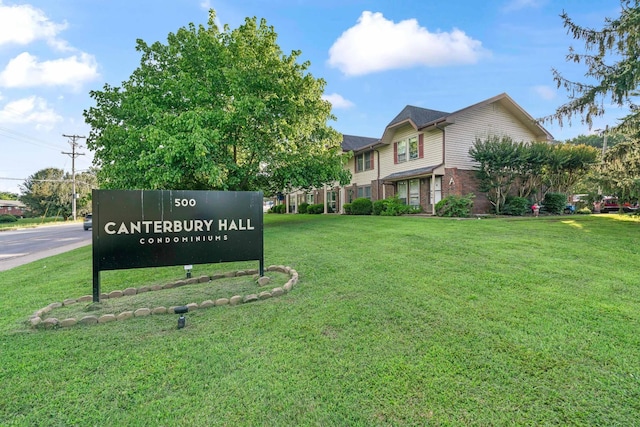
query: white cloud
502 0 544 12
328 11 488 77
200 0 212 10
322 93 354 109
0 52 99 90
533 85 556 100
0 96 63 128
0 2 69 50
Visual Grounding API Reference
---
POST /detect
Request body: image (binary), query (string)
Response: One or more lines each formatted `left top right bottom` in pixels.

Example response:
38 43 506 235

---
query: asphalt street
0 222 91 272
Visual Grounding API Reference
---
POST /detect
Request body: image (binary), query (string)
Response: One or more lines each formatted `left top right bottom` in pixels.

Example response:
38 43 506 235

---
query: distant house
0 200 26 217
285 93 553 214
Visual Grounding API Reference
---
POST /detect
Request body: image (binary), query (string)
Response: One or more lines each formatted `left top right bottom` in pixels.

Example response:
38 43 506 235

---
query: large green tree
547 1 640 130
469 136 524 214
19 168 97 217
597 141 640 199
83 10 350 194
565 133 625 150
470 137 599 213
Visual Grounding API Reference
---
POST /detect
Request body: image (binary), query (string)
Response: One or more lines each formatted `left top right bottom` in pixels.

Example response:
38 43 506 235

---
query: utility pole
602 124 609 160
62 134 86 221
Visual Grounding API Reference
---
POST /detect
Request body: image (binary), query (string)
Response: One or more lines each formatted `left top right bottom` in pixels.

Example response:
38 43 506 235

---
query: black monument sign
92 190 264 302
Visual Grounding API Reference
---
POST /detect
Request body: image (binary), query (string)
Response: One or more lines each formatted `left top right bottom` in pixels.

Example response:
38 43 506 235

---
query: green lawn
0 214 638 426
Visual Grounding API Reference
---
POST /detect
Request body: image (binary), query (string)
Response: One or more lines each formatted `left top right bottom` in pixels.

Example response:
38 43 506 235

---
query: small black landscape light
178 314 186 329
184 264 193 279
174 306 188 314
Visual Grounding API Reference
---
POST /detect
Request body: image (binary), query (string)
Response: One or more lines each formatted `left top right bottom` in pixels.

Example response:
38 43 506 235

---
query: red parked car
601 197 638 213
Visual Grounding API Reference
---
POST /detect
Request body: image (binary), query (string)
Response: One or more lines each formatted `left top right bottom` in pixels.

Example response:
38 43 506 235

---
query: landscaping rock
108 290 123 299
79 316 99 325
77 295 93 302
200 300 215 308
123 287 137 296
151 285 162 291
211 274 225 280
162 282 175 289
258 291 272 300
134 308 151 317
283 281 293 292
229 295 243 306
138 286 150 293
186 302 198 311
224 271 236 278
272 287 284 297
186 278 199 285
198 275 210 283
257 276 271 286
30 317 42 327
48 302 63 309
243 294 259 303
152 307 167 315
98 314 117 323
60 318 77 327
215 298 230 306
117 311 134 321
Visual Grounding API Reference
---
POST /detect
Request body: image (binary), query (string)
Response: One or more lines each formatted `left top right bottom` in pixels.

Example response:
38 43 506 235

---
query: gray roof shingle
387 105 450 128
341 134 380 152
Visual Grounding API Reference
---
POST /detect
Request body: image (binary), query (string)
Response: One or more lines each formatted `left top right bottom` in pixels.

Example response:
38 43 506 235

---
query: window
397 181 407 205
396 180 420 207
306 193 314 204
395 136 422 163
357 186 371 199
356 151 373 172
327 191 337 212
409 137 418 160
409 179 420 207
397 140 407 163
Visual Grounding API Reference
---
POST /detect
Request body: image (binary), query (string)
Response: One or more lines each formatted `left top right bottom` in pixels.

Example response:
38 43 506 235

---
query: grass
0 216 73 230
0 213 639 425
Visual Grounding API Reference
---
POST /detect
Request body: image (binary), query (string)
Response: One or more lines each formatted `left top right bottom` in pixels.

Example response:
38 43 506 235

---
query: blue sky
0 0 626 194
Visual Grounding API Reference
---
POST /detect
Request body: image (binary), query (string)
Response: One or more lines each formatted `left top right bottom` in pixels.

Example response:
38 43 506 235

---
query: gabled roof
341 134 381 153
387 106 450 129
378 93 553 144
417 93 553 140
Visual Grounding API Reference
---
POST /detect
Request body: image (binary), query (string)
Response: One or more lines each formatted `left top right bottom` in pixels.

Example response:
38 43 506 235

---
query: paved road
0 223 92 271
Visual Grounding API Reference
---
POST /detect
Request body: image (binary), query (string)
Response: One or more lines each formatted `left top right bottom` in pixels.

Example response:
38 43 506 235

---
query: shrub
298 202 309 214
373 200 385 216
435 194 474 217
503 196 530 216
373 196 422 216
269 204 286 214
543 192 566 215
307 203 324 214
343 203 352 215
576 207 592 215
350 198 373 215
0 214 17 223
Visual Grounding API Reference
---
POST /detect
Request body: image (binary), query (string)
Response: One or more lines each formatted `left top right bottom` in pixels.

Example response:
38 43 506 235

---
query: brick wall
442 168 491 214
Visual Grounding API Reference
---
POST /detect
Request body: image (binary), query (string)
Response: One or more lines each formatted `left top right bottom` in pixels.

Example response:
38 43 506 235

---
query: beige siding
445 102 543 170
378 126 443 180
347 153 378 186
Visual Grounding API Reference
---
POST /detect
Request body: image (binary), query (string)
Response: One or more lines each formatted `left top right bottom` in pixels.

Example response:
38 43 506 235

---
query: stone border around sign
29 265 298 329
